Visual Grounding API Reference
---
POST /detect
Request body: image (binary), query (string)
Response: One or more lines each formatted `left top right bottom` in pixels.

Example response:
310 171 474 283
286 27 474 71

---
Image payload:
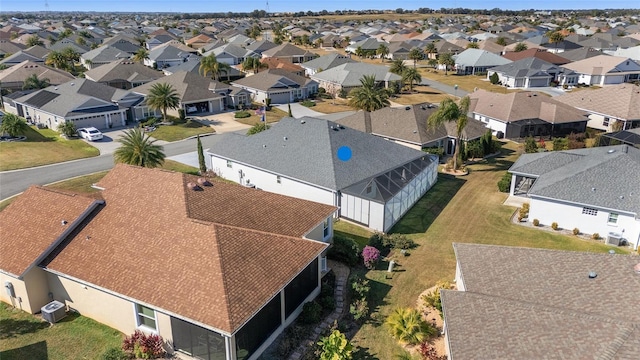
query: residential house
231 69 318 104
261 43 317 64
48 38 90 55
311 62 401 94
184 33 215 49
101 35 142 54
442 243 640 359
335 103 487 155
81 45 131 70
559 47 604 62
508 145 640 250
244 39 277 56
559 55 640 86
599 127 640 148
0 39 25 58
386 42 413 60
10 78 142 130
554 84 640 131
84 59 165 90
345 38 383 55
468 89 588 139
453 48 512 75
144 45 193 69
0 164 337 360
204 43 259 66
145 34 177 50
501 48 570 65
132 71 225 117
0 45 50 67
300 53 356 76
608 45 640 62
259 58 305 77
0 60 74 92
207 116 439 233
487 57 566 88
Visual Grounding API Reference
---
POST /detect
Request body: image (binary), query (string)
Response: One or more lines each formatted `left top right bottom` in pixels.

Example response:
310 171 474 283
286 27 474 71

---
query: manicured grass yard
310 98 356 114
391 85 452 106
336 141 628 359
0 126 99 171
234 107 288 126
148 118 215 142
0 302 123 360
419 68 516 94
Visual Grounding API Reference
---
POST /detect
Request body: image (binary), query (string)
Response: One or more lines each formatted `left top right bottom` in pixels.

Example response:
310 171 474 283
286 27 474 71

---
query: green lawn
0 302 123 360
0 127 100 171
234 107 288 126
341 141 628 359
149 118 215 142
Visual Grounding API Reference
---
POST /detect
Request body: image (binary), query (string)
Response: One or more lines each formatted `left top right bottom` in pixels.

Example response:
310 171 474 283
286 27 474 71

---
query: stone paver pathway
288 260 350 360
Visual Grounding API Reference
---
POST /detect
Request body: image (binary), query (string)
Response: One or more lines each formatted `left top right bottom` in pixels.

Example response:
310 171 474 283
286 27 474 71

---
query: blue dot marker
337 146 352 162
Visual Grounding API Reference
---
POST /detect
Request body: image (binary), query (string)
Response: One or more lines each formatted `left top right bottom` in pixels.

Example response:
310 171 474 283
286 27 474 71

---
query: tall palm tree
146 83 180 122
199 54 230 81
376 43 389 62
547 31 565 53
61 47 79 69
0 113 30 138
348 74 390 112
408 48 423 69
402 67 421 92
355 46 364 59
113 128 165 168
390 59 408 75
22 74 50 90
424 42 437 59
427 96 471 172
45 50 67 70
438 52 455 75
133 48 149 63
26 35 44 47
242 57 267 74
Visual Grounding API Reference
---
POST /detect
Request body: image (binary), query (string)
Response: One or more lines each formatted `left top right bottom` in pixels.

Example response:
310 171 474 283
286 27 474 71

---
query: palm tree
390 59 408 75
133 48 149 63
146 83 180 122
427 96 471 172
45 50 67 70
61 47 79 69
113 128 165 168
0 113 30 138
348 74 390 112
26 35 44 47
242 57 267 74
199 54 229 81
314 38 323 48
402 67 421 92
408 48 423 69
22 74 50 90
376 43 389 62
424 42 437 59
495 37 507 46
466 42 479 49
438 52 455 75
547 31 565 53
385 308 433 345
355 46 364 59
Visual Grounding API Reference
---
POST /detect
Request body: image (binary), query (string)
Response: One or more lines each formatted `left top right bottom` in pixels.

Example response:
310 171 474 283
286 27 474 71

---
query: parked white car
77 127 103 141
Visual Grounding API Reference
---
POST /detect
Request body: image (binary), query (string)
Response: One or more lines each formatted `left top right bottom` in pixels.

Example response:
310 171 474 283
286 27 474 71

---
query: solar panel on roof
24 90 59 108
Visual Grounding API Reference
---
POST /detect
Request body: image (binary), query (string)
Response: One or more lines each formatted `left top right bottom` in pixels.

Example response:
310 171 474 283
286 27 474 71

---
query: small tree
318 330 353 360
421 280 451 314
514 42 528 52
524 137 538 153
497 172 511 192
489 72 499 85
0 113 30 137
57 121 77 138
386 307 435 345
197 135 206 174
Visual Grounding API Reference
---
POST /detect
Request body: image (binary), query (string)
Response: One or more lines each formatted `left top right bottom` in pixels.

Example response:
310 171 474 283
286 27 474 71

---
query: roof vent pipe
187 182 202 191
588 271 597 279
197 178 212 186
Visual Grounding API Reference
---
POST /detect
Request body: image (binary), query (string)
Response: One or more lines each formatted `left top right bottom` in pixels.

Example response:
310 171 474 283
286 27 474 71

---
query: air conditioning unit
41 300 67 324
607 232 623 246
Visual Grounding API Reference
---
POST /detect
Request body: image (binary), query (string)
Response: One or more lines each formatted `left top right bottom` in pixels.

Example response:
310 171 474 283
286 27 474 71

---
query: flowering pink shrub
362 245 380 269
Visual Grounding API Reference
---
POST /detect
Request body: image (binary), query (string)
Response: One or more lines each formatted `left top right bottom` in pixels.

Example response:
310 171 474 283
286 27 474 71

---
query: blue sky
2 1 637 13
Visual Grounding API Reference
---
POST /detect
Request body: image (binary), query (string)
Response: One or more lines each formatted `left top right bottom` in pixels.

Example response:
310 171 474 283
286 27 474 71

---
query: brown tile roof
0 187 98 277
442 243 640 359
336 104 488 146
502 48 570 65
468 89 588 124
260 57 305 75
43 164 332 334
554 83 640 120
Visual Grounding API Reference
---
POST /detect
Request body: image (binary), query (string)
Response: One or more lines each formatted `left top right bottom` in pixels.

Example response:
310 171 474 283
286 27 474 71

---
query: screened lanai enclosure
340 155 438 232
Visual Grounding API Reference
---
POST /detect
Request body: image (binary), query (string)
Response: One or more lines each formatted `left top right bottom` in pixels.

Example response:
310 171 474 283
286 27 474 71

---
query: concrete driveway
79 127 133 155
193 111 252 133
275 103 324 118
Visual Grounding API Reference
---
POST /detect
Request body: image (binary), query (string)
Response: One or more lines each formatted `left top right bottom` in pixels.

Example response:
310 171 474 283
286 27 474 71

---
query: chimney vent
197 178 212 186
187 182 202 191
61 220 68 225
588 271 597 279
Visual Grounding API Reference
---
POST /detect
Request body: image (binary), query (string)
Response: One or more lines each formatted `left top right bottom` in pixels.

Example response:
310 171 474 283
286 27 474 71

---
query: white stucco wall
529 197 640 250
209 154 337 207
474 113 506 136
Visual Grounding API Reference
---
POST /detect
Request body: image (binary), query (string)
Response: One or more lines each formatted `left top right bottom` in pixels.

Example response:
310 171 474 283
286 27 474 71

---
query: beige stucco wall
23 267 51 314
46 272 137 334
0 272 31 313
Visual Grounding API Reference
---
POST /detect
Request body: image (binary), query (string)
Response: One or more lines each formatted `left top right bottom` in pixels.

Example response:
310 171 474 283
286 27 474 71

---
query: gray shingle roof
231 69 310 92
148 44 189 61
454 48 512 67
509 145 640 214
301 53 356 72
207 116 432 190
132 71 223 103
311 62 401 87
84 59 164 84
443 243 640 360
81 45 130 62
490 57 558 78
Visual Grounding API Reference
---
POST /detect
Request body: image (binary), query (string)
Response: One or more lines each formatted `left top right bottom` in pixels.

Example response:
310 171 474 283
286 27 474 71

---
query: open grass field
0 302 123 360
336 141 629 359
148 118 215 142
234 107 288 126
419 68 517 94
0 127 99 171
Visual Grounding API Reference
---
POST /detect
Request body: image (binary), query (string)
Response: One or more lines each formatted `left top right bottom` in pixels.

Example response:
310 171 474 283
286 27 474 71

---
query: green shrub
100 347 129 360
385 308 436 345
422 147 445 157
319 293 336 311
351 276 370 300
524 137 538 153
497 172 511 193
420 280 451 314
349 298 368 322
301 301 322 324
382 233 416 250
368 232 385 250
592 233 600 240
178 108 185 121
553 137 568 151
301 100 316 107
246 122 270 135
533 219 540 226
234 110 251 118
489 72 499 85
573 228 580 235
318 330 353 360
551 222 559 230
327 234 360 266
57 121 77 138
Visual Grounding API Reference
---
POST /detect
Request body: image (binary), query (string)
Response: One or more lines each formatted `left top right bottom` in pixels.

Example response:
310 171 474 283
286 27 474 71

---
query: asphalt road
0 132 242 200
